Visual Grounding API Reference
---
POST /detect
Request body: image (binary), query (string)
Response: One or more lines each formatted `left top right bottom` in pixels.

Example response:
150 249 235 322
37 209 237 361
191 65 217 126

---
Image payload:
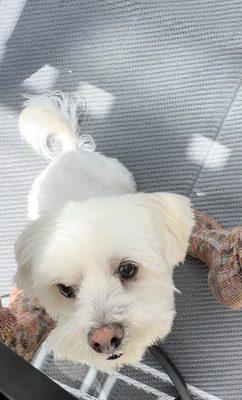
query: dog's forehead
42 197 161 282
57 197 158 252
63 196 147 222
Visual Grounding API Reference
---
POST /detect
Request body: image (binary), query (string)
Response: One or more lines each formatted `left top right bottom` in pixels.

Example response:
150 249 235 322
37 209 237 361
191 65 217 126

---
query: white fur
15 92 194 372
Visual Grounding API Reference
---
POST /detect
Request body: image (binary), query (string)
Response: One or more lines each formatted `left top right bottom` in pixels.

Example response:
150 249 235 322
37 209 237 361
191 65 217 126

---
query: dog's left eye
118 262 138 280
57 283 75 298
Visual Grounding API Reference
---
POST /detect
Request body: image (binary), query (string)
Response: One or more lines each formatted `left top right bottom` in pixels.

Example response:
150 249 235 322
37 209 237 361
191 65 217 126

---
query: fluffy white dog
15 92 194 371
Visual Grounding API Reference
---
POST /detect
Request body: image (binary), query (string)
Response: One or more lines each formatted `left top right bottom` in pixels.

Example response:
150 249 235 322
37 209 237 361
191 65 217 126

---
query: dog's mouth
107 353 123 360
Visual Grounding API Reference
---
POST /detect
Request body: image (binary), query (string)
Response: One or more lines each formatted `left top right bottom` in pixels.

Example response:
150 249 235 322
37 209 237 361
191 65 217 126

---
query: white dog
15 92 194 371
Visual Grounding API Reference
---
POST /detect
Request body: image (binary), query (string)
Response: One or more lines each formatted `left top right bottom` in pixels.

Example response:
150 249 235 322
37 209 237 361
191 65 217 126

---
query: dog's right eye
57 283 75 298
118 262 138 280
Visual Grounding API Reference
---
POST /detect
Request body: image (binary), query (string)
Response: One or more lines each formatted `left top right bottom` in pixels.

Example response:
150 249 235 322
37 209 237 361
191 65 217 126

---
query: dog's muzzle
107 353 123 360
88 324 124 357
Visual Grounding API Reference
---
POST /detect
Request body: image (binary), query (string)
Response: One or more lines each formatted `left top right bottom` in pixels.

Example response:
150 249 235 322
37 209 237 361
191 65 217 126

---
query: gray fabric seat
0 1 241 399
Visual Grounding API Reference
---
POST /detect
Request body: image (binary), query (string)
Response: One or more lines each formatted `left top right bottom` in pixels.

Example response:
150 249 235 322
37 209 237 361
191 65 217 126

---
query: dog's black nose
88 324 124 354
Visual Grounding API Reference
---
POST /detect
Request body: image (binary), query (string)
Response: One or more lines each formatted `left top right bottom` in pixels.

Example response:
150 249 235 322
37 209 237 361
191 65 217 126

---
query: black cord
149 346 193 400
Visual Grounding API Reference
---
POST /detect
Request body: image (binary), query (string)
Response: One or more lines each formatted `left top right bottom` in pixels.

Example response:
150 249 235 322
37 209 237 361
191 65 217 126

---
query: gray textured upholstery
0 1 241 399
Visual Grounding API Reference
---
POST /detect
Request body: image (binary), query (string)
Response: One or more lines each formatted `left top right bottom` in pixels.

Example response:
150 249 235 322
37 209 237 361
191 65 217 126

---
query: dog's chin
46 317 175 372
85 351 144 372
46 328 147 372
46 320 159 373
53 348 145 373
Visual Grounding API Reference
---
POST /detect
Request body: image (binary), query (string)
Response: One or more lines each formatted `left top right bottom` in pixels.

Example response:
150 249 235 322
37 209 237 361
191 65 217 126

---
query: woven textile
188 211 242 308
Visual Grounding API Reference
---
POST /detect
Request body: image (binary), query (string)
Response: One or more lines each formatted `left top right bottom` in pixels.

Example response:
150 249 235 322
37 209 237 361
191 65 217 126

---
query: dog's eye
118 262 138 280
57 283 75 298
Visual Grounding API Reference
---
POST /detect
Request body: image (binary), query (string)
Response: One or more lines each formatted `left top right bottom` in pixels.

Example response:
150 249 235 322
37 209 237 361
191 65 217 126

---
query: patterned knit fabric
0 290 54 362
188 211 242 309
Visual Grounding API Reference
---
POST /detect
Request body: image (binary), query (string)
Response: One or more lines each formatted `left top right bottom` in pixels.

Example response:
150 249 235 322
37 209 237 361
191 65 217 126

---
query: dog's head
15 192 193 371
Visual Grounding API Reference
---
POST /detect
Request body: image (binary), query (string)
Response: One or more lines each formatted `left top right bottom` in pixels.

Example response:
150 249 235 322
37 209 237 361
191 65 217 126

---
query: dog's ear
136 192 194 267
14 215 53 295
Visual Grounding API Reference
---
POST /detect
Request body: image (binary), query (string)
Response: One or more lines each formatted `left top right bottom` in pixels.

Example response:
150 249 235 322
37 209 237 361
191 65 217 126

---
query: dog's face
15 193 193 371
